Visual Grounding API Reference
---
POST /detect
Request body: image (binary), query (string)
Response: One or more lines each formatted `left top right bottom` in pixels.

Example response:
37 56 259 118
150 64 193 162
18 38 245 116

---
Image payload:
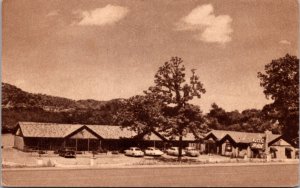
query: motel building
13 122 168 152
203 130 298 159
13 122 200 152
13 122 298 160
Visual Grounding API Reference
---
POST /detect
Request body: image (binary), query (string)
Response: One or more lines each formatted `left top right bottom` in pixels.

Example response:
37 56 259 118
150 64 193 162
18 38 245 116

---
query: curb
3 161 299 171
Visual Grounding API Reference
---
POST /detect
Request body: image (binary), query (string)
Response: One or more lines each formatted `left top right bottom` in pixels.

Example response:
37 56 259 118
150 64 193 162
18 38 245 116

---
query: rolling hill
2 83 125 132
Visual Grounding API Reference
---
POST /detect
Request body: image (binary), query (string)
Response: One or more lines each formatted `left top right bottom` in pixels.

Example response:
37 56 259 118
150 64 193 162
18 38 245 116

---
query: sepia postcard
1 0 299 187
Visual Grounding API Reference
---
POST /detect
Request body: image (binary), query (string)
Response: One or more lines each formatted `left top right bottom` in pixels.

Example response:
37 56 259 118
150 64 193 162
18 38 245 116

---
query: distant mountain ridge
2 83 123 111
2 83 125 132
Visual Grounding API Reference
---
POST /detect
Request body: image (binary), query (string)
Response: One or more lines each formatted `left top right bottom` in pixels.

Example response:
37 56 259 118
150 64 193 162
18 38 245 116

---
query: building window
225 143 232 152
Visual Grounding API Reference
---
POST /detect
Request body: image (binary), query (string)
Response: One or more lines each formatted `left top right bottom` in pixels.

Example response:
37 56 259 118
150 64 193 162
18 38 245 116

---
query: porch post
208 143 210 154
75 139 78 151
88 139 90 152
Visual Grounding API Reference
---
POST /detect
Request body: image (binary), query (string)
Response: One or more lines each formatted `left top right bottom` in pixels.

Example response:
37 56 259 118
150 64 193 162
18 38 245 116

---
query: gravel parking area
2 147 230 168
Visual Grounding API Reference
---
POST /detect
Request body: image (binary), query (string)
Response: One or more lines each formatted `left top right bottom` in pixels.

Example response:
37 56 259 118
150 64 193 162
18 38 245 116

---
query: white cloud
279 39 291 45
176 4 233 44
75 4 129 26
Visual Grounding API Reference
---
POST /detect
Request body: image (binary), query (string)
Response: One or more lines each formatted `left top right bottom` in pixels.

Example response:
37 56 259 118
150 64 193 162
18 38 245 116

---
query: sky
2 0 299 113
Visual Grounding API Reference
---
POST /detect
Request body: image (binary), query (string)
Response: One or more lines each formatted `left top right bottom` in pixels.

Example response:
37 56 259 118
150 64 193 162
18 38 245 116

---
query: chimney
264 130 272 153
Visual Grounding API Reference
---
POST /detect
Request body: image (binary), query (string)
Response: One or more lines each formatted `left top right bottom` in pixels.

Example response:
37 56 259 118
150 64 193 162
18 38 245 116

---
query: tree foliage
206 103 279 133
147 57 206 106
257 54 299 141
114 94 166 133
145 57 207 160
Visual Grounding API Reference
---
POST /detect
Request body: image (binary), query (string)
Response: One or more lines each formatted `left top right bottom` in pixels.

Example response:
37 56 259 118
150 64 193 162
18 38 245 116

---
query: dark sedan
58 148 76 158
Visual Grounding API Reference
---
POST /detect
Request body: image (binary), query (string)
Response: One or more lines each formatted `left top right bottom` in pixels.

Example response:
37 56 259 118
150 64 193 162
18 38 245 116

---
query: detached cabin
268 136 297 159
13 122 166 152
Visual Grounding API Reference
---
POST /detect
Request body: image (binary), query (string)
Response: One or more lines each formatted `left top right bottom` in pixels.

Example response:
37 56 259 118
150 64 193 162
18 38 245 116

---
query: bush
98 148 107 153
38 150 46 155
43 159 55 167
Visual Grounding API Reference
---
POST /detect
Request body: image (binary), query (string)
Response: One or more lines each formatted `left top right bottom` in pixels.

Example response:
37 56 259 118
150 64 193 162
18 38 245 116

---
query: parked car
58 148 76 158
166 147 186 156
124 147 144 157
185 147 200 157
144 147 164 156
38 150 46 157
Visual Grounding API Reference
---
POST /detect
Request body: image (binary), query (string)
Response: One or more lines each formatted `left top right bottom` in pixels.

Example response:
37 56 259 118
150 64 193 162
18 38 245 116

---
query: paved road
2 164 299 187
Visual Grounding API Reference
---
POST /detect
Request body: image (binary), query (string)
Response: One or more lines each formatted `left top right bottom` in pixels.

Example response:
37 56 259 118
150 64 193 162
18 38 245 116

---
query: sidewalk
3 159 299 171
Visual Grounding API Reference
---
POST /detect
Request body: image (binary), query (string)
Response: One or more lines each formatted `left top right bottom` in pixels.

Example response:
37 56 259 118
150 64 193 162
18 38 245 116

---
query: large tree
114 94 166 134
258 54 299 143
146 57 207 160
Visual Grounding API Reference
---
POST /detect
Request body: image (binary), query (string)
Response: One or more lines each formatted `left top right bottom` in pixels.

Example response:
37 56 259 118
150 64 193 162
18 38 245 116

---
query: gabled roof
268 135 296 147
17 122 83 138
269 138 292 147
225 131 265 143
168 133 200 141
17 122 138 139
142 132 163 141
87 125 137 139
205 130 229 141
205 130 281 144
268 134 282 144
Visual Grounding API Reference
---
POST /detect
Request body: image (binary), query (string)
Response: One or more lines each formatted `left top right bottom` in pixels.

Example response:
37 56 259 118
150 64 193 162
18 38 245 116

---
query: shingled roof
16 122 140 139
205 130 229 141
17 122 83 138
166 133 201 141
205 130 281 144
87 125 137 139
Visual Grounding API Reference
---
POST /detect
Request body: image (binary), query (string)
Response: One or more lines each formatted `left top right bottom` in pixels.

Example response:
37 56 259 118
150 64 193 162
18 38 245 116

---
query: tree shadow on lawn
135 156 205 165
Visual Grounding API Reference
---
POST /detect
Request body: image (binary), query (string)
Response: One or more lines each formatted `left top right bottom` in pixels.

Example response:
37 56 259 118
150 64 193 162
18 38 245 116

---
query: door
285 148 292 159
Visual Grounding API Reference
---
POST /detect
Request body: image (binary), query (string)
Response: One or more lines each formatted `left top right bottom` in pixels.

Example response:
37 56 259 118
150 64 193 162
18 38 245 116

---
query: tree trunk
178 135 183 161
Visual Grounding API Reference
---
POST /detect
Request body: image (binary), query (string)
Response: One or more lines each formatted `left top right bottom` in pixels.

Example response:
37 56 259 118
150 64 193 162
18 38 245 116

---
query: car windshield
186 147 195 150
63 148 74 151
135 148 141 151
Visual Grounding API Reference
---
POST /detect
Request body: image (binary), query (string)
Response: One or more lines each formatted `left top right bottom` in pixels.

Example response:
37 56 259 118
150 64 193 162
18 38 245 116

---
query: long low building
13 122 197 152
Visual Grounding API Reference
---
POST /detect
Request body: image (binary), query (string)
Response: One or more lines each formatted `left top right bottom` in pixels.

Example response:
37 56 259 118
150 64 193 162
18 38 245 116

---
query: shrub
45 159 55 167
